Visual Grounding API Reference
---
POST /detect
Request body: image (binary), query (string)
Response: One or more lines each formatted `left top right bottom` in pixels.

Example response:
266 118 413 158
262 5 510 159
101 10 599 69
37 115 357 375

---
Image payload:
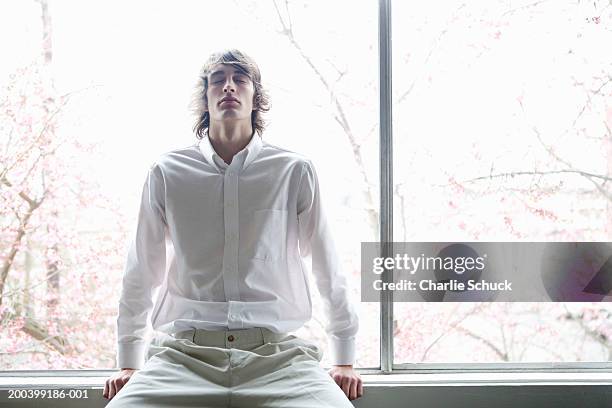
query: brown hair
191 49 270 139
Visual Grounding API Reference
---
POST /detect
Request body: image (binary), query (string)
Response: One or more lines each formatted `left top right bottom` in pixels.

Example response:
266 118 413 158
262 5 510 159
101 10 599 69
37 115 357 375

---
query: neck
208 121 254 165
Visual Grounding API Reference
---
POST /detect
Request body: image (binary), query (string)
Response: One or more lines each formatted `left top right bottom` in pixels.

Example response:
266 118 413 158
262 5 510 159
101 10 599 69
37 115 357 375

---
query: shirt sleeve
116 163 168 369
297 160 360 366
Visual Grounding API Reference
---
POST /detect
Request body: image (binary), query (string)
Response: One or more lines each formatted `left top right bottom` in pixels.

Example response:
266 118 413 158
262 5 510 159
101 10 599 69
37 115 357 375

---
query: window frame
1 0 611 379
378 0 612 373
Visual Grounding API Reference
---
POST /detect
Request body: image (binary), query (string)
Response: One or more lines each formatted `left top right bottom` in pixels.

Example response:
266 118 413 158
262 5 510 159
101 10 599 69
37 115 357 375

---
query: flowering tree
390 0 612 363
0 0 128 369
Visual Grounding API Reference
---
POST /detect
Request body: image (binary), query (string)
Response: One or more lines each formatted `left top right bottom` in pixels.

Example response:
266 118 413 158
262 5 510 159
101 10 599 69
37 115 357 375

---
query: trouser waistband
173 327 288 348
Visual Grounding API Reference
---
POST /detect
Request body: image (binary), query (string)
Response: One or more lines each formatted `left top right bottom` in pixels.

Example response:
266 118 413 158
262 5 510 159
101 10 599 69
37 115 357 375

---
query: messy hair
191 49 271 139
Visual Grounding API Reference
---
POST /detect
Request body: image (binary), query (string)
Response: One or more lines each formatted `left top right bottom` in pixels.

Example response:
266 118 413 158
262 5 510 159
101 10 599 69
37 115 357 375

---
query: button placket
222 168 241 303
222 159 243 332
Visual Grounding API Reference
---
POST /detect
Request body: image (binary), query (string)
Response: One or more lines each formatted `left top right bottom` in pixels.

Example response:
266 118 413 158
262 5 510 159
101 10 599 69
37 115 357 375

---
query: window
0 0 379 370
392 0 612 367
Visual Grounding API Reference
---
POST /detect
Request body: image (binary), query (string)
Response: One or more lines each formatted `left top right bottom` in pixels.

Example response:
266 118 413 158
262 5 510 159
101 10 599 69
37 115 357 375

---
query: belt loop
191 329 196 343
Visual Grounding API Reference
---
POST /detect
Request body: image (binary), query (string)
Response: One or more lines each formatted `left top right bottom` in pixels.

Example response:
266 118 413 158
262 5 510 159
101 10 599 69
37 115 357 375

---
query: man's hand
103 368 138 400
328 365 363 400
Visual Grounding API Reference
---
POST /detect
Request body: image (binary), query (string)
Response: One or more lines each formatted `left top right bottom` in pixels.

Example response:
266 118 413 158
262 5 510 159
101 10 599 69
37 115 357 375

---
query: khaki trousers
106 327 354 407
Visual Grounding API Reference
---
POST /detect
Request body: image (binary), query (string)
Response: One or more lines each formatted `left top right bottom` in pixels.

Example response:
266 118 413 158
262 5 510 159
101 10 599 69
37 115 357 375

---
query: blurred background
0 0 610 370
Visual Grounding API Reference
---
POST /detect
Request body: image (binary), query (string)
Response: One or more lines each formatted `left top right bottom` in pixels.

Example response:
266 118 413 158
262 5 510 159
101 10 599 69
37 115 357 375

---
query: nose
223 79 236 93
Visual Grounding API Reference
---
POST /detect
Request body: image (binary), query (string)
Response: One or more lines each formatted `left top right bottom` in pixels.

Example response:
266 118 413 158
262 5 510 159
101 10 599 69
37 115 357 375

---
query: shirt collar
198 129 263 171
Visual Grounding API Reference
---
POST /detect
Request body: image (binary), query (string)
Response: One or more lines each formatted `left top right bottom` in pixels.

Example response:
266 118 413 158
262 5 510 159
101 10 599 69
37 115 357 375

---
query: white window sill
1 372 611 408
1 370 611 386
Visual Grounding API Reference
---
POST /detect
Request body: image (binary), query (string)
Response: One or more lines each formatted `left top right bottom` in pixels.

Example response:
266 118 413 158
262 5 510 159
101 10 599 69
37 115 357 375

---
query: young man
103 49 362 407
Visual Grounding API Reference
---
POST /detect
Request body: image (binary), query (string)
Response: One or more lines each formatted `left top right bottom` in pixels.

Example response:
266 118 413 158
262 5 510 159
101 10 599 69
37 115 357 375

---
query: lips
220 97 239 105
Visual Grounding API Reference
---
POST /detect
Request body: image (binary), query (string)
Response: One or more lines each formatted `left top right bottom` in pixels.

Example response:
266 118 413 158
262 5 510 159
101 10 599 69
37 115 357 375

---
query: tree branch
273 0 379 235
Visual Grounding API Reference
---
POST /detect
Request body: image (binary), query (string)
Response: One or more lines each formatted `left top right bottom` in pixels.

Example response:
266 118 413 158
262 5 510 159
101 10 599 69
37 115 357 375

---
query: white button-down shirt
116 130 359 369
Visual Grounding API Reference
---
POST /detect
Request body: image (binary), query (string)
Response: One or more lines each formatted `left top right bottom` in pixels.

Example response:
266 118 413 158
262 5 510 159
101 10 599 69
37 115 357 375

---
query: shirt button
227 335 235 342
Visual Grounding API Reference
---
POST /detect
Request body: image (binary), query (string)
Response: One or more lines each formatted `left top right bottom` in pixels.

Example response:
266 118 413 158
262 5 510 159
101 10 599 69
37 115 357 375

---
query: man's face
205 63 255 126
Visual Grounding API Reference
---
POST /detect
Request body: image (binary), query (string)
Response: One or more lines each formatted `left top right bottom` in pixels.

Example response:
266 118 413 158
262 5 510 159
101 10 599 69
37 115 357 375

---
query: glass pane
0 0 378 370
392 0 612 364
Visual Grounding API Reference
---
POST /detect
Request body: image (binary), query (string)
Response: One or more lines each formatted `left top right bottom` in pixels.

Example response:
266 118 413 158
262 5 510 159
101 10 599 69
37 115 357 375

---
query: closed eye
211 79 247 85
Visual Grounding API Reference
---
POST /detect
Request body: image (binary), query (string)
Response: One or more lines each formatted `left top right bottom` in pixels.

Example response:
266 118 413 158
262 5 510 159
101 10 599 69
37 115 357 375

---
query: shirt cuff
117 342 147 369
328 335 356 366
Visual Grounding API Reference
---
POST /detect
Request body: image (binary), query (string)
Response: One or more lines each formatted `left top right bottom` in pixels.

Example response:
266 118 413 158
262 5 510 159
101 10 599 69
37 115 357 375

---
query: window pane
392 0 612 364
0 0 378 369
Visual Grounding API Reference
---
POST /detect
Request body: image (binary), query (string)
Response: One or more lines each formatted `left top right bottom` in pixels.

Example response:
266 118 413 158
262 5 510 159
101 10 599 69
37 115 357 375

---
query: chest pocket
251 209 288 261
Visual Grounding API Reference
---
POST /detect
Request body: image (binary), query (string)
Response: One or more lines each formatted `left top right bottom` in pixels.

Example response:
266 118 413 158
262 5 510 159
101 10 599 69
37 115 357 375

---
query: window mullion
378 0 393 373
